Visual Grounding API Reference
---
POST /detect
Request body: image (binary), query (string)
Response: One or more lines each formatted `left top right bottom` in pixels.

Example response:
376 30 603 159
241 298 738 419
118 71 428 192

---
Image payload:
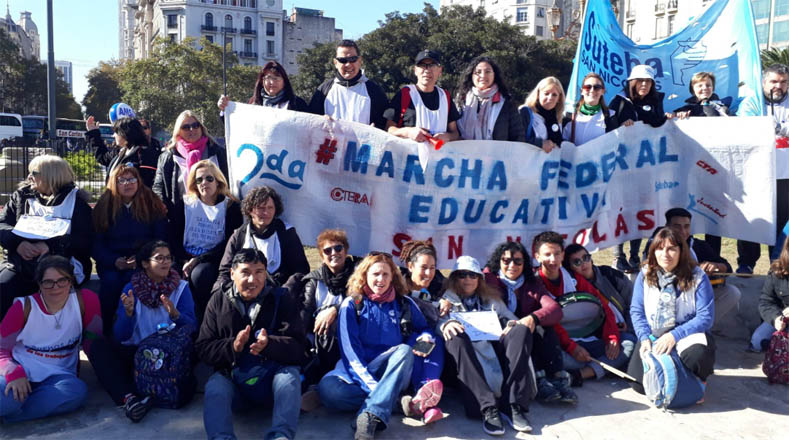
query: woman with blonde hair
153 110 228 214
519 77 566 153
319 252 439 439
0 155 94 318
169 160 242 321
93 164 167 336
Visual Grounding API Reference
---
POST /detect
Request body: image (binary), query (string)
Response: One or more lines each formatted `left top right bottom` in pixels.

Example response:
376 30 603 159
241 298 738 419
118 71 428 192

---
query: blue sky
8 0 439 109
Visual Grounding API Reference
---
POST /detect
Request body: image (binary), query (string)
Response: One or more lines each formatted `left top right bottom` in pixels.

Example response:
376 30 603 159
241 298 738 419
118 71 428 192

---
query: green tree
761 47 789 69
83 61 124 119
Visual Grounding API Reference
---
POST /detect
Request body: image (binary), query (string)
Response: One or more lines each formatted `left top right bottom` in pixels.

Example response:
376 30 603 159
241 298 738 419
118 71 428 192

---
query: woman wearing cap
519 77 566 153
85 116 160 188
318 252 439 439
217 60 308 114
455 56 525 142
439 255 535 435
563 72 620 146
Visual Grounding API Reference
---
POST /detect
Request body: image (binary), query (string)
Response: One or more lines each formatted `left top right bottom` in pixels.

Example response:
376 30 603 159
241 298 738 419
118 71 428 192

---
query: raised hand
160 294 179 321
121 290 135 317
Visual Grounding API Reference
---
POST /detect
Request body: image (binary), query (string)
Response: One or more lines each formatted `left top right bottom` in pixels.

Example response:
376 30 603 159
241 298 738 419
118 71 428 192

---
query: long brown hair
570 72 610 143
770 235 789 279
443 269 497 302
347 254 409 303
93 164 166 233
644 228 697 292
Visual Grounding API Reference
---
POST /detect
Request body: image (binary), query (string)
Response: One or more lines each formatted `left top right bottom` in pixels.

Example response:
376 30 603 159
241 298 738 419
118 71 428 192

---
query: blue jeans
203 366 301 440
562 332 637 379
0 374 87 423
318 344 414 427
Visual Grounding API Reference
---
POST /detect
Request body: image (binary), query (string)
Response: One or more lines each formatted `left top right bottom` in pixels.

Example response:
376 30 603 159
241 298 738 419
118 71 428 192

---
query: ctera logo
237 143 305 190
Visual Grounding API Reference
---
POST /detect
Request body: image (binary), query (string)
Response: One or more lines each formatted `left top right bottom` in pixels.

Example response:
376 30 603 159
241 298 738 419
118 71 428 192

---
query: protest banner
225 103 775 269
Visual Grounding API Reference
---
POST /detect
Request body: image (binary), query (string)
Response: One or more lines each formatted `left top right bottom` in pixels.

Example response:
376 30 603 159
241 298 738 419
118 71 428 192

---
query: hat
415 50 441 65
452 255 482 275
627 65 657 81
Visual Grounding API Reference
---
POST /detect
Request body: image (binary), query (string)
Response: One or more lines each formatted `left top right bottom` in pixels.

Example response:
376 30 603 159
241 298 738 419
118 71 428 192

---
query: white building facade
282 8 343 75
1 8 40 60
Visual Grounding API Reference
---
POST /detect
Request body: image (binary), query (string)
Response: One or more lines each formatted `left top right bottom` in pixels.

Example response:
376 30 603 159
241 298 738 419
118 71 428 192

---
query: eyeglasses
181 122 201 131
368 251 393 259
501 257 524 266
335 55 359 64
40 277 71 289
195 175 215 184
570 254 592 267
416 62 440 70
323 244 345 255
455 271 479 280
263 75 283 82
582 84 604 91
117 177 138 185
150 255 174 263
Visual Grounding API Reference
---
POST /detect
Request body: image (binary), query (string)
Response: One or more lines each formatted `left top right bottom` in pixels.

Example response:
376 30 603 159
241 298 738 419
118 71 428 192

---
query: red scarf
176 136 208 185
363 284 395 303
131 268 181 309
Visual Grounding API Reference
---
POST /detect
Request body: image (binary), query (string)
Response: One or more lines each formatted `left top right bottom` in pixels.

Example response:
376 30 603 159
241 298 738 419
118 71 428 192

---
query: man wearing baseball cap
384 50 460 143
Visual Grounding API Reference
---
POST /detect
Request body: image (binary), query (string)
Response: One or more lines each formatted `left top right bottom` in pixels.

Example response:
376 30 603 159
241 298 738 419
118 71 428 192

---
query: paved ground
2 277 788 440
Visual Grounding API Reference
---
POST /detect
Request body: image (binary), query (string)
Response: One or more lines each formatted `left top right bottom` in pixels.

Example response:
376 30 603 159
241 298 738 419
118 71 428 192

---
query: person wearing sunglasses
85 116 160 188
483 241 575 405
438 256 534 435
88 240 196 423
518 76 566 153
307 39 389 129
385 50 461 144
137 118 162 154
153 110 228 217
217 60 308 116
93 164 168 337
0 256 102 423
169 160 242 322
563 72 620 146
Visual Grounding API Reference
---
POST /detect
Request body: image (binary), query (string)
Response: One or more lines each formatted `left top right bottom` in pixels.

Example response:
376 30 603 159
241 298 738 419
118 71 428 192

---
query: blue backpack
134 324 197 409
641 347 705 409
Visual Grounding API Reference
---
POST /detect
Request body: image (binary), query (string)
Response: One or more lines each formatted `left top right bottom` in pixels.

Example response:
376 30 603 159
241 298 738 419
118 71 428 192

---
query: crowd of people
0 39 787 439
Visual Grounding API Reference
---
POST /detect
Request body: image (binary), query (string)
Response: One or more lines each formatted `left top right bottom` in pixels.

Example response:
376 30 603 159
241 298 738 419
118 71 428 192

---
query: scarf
363 284 395 304
334 69 367 87
251 217 284 239
131 268 181 309
497 270 523 313
176 136 208 186
320 257 355 296
225 283 273 325
580 103 601 116
653 269 678 336
536 102 563 144
458 85 499 140
261 89 287 107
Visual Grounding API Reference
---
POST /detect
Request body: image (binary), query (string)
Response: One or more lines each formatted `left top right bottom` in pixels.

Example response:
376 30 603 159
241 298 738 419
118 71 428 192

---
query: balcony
667 0 678 12
654 2 665 15
201 25 217 32
239 51 257 58
240 28 257 35
221 26 237 33
167 22 177 29
626 10 636 21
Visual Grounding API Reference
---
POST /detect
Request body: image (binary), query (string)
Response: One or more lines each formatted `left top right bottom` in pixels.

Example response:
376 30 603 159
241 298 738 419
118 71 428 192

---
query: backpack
641 345 705 409
762 319 789 385
133 324 197 409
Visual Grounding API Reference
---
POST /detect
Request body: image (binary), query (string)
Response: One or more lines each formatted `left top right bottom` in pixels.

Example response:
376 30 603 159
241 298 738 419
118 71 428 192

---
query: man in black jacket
197 249 309 440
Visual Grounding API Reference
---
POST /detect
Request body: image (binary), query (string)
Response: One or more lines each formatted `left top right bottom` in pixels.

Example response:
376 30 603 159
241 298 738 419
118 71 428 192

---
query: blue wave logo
237 143 305 190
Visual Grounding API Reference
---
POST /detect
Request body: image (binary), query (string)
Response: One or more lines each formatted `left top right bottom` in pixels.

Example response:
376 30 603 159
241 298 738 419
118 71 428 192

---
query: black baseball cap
415 50 441 65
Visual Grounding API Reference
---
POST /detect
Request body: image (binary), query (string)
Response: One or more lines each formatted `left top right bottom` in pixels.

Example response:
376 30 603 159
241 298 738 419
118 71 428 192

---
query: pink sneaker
422 407 444 425
412 379 443 415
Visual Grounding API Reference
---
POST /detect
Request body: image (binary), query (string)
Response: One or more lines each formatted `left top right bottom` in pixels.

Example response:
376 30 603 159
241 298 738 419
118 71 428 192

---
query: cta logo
330 187 371 206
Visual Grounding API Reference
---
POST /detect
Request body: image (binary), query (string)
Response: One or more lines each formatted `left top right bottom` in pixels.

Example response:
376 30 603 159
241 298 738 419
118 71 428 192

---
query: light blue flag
565 0 764 117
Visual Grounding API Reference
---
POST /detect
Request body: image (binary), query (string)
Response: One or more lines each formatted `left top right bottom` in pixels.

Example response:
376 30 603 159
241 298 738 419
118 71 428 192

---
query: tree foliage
291 4 576 105
83 61 124 120
761 47 789 69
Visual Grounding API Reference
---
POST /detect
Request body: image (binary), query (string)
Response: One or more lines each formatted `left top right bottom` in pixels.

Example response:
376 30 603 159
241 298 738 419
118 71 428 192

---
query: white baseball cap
452 255 483 275
627 64 657 81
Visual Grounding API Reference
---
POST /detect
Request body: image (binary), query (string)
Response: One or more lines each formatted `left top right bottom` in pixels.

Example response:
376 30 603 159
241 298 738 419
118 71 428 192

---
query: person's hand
217 95 229 111
441 321 465 340
86 115 99 131
541 139 557 153
16 241 43 260
518 315 536 333
676 111 691 120
407 127 431 142
412 334 434 358
249 328 268 355
160 294 179 321
775 316 787 332
313 307 338 336
640 339 652 356
433 132 452 142
4 377 31 402
182 258 197 278
572 345 592 362
622 119 635 127
233 325 252 353
653 332 676 355
605 340 620 360
665 112 676 119
121 289 135 317
781 306 789 318
438 299 452 317
32 241 49 256
700 261 725 275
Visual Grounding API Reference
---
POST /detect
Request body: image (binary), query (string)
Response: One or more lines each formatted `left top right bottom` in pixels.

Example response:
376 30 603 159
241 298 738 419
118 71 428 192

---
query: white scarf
458 85 498 140
497 270 523 313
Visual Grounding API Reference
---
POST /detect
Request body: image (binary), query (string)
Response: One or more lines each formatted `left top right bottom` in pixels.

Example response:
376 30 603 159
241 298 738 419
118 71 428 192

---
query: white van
0 113 23 141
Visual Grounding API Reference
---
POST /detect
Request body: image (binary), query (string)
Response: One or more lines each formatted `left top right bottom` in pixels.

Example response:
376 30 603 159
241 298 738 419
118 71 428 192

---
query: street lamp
547 0 562 40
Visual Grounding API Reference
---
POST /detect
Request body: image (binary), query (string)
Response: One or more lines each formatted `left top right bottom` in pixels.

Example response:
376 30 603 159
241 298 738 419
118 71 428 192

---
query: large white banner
225 103 776 269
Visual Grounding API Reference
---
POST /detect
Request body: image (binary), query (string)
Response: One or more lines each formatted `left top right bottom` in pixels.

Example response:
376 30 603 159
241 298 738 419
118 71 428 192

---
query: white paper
450 311 503 341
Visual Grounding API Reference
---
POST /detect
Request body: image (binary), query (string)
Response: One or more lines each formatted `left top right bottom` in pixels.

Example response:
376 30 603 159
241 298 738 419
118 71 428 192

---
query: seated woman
751 235 789 351
85 116 160 187
88 240 196 423
318 253 438 440
439 256 535 435
483 241 575 404
214 185 309 290
93 164 168 337
627 228 716 396
0 155 94 318
170 160 242 321
0 256 102 422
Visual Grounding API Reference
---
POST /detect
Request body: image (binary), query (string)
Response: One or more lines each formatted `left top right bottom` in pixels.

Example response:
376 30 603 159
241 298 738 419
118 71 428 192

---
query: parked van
0 113 23 141
22 115 47 139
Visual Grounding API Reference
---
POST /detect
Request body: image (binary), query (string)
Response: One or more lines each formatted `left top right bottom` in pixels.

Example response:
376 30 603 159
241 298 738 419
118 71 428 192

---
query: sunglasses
29 170 41 177
117 177 138 185
501 257 524 266
335 55 359 64
582 84 604 91
181 122 201 131
40 277 70 289
150 255 174 263
195 175 215 184
323 244 345 255
416 62 440 69
456 271 479 279
570 254 592 267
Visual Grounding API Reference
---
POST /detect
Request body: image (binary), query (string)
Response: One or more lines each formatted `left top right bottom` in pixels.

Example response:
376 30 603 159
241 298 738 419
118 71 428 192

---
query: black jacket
195 284 309 374
609 89 667 128
85 128 160 188
673 94 731 117
308 77 389 130
488 98 526 142
169 194 244 266
152 140 228 212
0 183 94 281
300 257 359 331
759 273 789 325
213 218 310 292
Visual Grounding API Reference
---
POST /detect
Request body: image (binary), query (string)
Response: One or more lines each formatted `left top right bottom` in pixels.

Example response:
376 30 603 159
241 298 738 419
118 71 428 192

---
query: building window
244 39 252 52
241 0 248 6
206 35 214 43
667 14 675 35
266 22 275 36
267 40 275 56
654 17 662 38
626 22 634 38
244 17 252 31
205 13 213 27
752 0 770 20
167 14 177 29
250 0 256 7
537 8 545 18
774 20 789 43
225 15 233 28
231 0 238 6
536 25 544 36
776 1 789 15
516 8 528 23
